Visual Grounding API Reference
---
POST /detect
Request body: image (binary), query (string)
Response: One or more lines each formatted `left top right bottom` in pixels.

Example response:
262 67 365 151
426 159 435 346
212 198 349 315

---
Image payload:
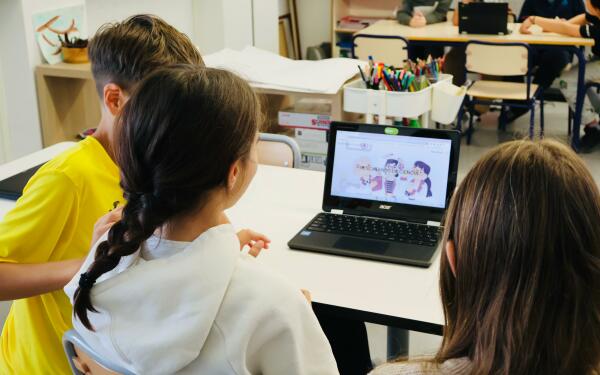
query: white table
0 144 444 335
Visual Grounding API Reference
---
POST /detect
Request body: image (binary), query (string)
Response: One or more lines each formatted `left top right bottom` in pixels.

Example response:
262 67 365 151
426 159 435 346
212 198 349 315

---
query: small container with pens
344 56 465 127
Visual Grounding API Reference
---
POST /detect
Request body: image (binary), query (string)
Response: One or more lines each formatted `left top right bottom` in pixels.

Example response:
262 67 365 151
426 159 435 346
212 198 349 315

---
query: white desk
356 20 594 47
0 145 444 334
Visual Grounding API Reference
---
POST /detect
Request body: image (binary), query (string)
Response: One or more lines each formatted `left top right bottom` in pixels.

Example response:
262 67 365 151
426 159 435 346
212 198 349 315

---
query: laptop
288 122 461 267
458 2 509 35
0 164 43 200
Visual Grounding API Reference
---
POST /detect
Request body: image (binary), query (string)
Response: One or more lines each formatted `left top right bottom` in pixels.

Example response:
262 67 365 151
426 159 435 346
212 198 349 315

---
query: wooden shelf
35 63 100 147
331 0 399 57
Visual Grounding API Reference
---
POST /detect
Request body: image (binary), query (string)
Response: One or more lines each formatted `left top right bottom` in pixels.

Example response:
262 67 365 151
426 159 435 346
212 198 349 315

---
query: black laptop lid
323 122 460 223
0 164 43 200
459 2 509 35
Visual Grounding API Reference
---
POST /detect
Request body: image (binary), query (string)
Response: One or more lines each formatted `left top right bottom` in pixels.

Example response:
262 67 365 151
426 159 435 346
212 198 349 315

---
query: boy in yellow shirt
0 15 204 374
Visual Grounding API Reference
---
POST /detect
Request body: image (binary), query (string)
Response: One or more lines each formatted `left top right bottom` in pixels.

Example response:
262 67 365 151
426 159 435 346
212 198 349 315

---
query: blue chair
458 41 544 144
63 329 135 375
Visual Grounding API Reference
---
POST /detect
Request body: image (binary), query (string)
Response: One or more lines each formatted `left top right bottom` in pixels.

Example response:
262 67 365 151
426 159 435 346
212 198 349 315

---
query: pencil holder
343 74 457 127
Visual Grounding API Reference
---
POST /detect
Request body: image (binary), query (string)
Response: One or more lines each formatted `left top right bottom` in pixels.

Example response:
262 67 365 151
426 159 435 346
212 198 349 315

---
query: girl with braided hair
64 66 338 375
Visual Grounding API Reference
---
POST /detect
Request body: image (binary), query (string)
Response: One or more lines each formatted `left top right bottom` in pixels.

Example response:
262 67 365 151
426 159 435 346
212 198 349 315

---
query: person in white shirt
64 66 338 375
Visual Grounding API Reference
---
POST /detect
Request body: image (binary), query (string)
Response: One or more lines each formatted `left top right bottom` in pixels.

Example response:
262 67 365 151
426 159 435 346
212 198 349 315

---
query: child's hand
237 229 271 257
92 206 123 246
520 16 534 34
410 12 427 28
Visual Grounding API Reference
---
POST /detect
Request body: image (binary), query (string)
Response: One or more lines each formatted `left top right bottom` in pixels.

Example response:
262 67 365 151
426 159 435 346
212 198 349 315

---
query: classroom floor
0 102 598 362
367 101 600 364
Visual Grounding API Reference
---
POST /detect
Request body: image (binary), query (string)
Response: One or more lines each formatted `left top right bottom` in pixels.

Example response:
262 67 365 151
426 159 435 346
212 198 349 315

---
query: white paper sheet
204 46 365 94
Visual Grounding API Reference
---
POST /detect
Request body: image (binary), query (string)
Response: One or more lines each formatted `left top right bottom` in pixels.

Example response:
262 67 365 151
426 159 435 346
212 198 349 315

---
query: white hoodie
64 224 339 375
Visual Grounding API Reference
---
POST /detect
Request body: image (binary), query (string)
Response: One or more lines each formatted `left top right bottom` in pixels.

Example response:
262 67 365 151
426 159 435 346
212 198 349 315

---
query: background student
521 0 600 152
396 0 451 58
0 15 204 374
65 65 339 375
502 0 586 123
371 139 600 374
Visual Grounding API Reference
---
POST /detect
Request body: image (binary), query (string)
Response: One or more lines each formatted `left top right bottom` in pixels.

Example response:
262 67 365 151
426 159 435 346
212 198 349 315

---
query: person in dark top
518 0 585 89
521 0 600 152
397 0 452 59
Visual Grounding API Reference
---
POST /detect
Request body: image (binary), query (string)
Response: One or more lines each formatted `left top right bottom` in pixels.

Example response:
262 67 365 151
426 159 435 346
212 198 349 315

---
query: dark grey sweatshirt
396 0 452 25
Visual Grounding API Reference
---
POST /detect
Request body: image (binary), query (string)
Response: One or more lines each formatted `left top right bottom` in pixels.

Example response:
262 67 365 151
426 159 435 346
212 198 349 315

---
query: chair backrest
63 330 135 375
466 42 530 76
257 133 301 168
352 34 408 67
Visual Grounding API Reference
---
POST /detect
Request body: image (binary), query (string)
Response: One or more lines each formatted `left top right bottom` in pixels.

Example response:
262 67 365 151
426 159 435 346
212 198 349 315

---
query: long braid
73 191 172 330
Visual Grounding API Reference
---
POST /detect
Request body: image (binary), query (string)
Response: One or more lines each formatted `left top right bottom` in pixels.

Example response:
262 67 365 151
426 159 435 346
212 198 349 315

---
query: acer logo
379 205 392 210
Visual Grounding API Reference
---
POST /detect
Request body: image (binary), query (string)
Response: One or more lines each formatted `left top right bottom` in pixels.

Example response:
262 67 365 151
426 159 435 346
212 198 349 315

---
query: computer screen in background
330 130 452 209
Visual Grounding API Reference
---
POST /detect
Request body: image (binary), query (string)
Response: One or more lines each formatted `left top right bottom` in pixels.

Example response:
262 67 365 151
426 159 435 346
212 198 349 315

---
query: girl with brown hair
64 65 338 375
373 139 600 374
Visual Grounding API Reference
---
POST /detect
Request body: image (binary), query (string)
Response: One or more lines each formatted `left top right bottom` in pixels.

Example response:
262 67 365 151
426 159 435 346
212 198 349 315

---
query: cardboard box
279 99 332 130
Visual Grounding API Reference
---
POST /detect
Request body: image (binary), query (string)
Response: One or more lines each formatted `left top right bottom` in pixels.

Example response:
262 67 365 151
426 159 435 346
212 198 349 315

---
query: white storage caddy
343 73 465 128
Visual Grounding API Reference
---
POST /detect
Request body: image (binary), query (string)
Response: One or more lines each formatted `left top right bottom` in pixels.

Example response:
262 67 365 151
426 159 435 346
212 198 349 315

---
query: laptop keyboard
306 213 441 247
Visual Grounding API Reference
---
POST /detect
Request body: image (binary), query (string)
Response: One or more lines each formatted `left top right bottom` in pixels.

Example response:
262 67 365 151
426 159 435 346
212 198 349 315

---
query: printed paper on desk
204 46 366 94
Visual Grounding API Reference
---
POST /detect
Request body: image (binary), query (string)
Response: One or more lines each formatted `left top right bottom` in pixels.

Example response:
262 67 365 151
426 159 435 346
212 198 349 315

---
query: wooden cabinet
331 0 400 58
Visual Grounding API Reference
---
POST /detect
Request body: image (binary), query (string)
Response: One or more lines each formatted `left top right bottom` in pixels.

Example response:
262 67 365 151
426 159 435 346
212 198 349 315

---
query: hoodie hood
67 224 239 375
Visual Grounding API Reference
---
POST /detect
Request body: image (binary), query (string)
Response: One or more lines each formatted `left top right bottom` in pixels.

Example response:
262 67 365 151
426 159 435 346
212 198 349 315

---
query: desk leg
572 47 587 151
387 327 409 359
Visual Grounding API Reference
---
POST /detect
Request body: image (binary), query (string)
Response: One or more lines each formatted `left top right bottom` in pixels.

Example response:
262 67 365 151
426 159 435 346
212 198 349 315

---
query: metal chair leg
529 101 535 140
539 95 545 138
568 107 572 136
468 101 475 145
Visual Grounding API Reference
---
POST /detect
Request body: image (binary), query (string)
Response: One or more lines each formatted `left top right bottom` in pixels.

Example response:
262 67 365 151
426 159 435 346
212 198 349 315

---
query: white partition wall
192 0 278 55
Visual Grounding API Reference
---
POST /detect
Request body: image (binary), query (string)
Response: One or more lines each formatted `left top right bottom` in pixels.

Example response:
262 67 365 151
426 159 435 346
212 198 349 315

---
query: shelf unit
331 0 399 58
35 63 100 147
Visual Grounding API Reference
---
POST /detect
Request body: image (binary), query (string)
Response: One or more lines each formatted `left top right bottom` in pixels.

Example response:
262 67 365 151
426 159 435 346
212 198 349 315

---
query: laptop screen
323 122 460 222
330 130 452 209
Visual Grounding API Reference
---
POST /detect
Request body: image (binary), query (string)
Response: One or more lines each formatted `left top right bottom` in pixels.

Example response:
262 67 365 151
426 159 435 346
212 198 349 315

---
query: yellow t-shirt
0 137 121 374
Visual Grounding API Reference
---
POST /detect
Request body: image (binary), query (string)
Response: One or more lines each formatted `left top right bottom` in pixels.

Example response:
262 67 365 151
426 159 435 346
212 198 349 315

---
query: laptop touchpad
334 237 388 254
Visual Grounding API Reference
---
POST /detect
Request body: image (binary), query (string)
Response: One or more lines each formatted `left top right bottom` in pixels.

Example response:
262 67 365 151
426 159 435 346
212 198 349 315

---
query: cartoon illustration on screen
354 157 372 188
383 158 403 198
405 161 432 200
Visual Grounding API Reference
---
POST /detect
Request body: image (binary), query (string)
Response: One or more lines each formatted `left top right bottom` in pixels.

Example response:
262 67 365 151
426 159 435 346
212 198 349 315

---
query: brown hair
436 139 600 374
73 66 261 330
88 14 203 95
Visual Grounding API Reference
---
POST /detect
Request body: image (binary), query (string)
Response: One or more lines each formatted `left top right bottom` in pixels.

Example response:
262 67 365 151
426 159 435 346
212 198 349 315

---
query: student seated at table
521 0 600 152
0 15 205 374
396 0 451 58
371 139 600 374
502 0 586 123
64 66 339 375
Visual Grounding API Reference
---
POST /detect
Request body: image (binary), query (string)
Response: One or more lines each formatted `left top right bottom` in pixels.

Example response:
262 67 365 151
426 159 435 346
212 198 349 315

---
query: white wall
193 0 277 56
0 0 47 161
86 0 195 40
296 0 331 59
253 0 279 53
